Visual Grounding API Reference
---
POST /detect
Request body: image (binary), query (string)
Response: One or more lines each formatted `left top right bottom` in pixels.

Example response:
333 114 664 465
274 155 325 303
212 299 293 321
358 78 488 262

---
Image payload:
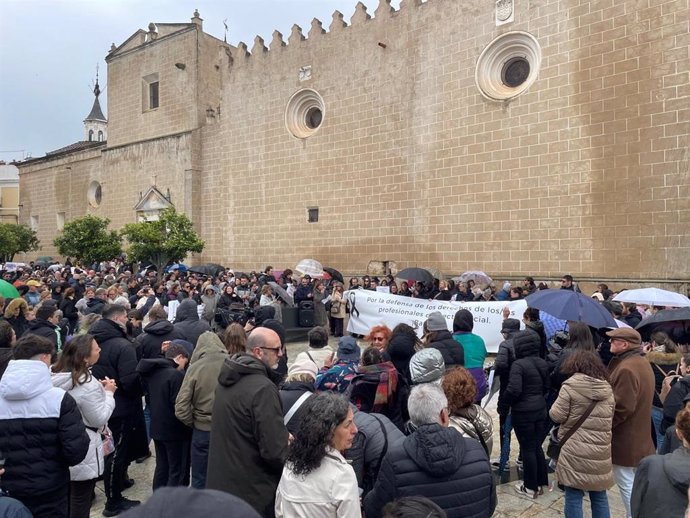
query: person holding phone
52 335 117 518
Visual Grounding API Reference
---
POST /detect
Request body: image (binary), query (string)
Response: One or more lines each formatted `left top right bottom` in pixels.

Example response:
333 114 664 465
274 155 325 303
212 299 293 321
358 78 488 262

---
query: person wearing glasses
606 328 655 518
365 325 392 353
560 275 581 293
206 327 289 517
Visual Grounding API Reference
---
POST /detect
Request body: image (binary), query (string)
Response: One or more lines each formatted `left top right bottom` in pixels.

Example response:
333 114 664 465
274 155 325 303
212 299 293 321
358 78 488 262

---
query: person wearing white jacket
275 392 360 518
52 334 117 518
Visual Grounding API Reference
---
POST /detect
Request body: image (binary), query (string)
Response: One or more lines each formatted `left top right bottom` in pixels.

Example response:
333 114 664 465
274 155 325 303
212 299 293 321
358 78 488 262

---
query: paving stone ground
90 336 626 517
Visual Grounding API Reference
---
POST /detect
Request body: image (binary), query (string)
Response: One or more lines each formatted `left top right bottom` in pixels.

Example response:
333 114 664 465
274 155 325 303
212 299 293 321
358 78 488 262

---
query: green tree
53 215 122 266
121 208 204 277
0 223 41 262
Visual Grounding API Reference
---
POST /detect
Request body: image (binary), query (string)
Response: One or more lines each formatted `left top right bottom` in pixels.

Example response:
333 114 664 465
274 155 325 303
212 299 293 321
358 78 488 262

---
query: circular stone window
87 181 102 208
475 31 542 101
285 89 325 139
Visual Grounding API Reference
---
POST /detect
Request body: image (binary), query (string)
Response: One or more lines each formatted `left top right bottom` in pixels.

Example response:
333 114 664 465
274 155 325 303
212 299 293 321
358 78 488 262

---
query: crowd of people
0 260 689 518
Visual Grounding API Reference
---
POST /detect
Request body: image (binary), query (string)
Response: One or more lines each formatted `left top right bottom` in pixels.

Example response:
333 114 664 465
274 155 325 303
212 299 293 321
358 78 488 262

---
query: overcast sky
0 0 401 161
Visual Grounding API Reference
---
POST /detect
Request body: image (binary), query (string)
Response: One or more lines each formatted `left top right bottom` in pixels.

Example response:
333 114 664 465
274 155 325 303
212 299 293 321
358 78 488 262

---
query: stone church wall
201 0 690 281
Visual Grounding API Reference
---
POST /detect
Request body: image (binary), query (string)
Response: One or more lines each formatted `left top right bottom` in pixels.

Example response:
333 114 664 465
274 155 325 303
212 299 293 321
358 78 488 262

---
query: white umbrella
295 258 324 278
454 271 493 286
613 288 690 308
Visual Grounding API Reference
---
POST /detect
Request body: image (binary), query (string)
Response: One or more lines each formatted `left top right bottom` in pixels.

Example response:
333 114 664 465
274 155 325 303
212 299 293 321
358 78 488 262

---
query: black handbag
547 399 597 460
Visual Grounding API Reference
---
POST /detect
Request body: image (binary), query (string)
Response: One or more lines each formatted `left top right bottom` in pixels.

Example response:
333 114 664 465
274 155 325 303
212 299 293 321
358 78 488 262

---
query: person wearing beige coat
549 350 615 518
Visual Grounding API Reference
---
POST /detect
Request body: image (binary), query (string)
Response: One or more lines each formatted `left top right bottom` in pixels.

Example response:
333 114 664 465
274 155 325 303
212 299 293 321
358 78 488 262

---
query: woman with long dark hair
276 392 360 517
51 334 117 518
549 350 615 518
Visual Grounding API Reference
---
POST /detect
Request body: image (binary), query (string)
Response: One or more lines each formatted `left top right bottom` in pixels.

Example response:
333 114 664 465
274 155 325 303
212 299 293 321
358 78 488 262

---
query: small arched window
88 129 94 141
98 130 104 141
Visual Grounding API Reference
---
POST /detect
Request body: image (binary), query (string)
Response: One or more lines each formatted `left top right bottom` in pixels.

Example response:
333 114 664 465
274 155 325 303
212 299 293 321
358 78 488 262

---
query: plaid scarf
356 361 398 408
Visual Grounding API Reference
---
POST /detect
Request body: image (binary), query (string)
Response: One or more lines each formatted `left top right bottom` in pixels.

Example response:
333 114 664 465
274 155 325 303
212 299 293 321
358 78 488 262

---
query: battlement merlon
226 0 431 65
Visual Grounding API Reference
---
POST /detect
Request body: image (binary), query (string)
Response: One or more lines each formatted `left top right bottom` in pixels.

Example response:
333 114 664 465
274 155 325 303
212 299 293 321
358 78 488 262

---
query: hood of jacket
409 348 445 385
280 380 316 393
114 486 260 518
4 297 28 318
28 318 57 332
217 353 277 388
646 351 681 367
175 299 200 323
137 357 176 376
663 448 690 494
87 298 105 309
254 306 276 326
404 423 464 477
0 359 54 401
563 373 613 402
524 319 545 336
90 317 128 344
513 329 542 359
190 332 227 364
143 319 176 336
453 309 474 333
50 371 76 391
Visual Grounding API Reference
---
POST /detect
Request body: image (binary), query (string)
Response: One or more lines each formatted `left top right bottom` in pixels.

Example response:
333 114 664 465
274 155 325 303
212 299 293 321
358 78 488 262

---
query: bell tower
84 67 107 142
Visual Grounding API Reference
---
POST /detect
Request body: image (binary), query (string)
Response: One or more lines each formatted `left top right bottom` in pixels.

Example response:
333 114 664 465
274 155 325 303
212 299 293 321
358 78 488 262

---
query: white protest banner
345 290 528 353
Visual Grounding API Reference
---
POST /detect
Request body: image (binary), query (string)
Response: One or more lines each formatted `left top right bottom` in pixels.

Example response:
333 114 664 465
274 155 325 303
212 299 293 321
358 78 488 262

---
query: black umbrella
268 282 295 307
324 267 344 284
636 308 690 343
397 267 434 284
188 263 226 277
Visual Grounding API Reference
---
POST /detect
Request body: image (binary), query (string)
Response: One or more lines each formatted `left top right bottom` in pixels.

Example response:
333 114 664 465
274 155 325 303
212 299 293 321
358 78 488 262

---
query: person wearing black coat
58 289 79 335
386 324 418 385
493 318 521 457
278 358 316 436
425 311 464 368
631 406 690 518
364 383 496 518
137 346 192 489
346 406 404 497
173 299 211 349
0 335 90 518
504 329 550 497
135 308 184 360
206 328 288 518
90 306 147 515
25 305 62 352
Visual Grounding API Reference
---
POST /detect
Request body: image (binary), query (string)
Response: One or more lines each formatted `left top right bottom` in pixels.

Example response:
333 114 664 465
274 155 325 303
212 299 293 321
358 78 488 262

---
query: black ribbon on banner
347 291 360 318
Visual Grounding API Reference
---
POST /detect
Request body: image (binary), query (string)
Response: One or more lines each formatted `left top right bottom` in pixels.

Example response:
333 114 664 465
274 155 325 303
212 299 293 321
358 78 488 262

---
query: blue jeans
651 406 665 452
564 487 610 518
191 429 210 489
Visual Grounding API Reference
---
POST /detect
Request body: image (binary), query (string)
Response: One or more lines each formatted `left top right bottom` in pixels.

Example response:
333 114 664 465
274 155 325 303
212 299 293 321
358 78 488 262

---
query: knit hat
425 311 448 332
288 355 318 379
502 282 511 292
336 336 360 362
605 327 641 346
501 318 520 333
409 348 445 385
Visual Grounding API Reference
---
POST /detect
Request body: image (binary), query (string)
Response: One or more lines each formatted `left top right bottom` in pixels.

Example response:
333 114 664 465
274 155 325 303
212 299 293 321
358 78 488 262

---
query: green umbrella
0 280 20 299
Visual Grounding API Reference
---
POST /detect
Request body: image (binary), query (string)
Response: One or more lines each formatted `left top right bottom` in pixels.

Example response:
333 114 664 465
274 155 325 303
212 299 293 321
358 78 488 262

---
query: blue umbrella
525 289 616 328
165 263 188 273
